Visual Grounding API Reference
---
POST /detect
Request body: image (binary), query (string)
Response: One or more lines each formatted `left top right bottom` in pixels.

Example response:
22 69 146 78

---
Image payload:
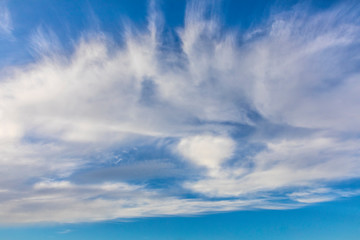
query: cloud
30 27 62 57
0 3 12 35
0 179 286 224
183 136 360 197
177 135 235 176
0 0 360 224
58 229 72 234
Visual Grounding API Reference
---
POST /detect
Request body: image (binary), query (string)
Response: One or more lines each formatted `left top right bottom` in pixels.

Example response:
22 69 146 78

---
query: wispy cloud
0 3 12 35
30 27 62 57
58 229 72 234
0 1 360 224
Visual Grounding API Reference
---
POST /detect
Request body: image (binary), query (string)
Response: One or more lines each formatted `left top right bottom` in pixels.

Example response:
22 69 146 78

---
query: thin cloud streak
0 3 12 35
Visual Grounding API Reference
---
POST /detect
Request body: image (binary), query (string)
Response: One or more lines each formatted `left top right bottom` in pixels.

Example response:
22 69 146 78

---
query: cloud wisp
0 3 12 36
0 1 360 224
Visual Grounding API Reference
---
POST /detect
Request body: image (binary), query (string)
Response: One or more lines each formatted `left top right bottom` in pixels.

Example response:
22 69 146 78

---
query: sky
0 0 360 239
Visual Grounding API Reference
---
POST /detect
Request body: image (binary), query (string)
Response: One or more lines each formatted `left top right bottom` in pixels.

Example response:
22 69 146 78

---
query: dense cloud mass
0 1 360 224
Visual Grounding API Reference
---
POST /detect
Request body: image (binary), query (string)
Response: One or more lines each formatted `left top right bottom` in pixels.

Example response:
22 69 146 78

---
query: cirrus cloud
0 0 360 224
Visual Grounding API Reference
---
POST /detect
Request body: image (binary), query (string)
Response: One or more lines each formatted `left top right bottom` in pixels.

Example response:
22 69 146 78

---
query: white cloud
0 1 360 224
177 135 235 172
58 229 72 234
183 136 360 197
0 3 12 35
0 179 284 224
30 27 62 56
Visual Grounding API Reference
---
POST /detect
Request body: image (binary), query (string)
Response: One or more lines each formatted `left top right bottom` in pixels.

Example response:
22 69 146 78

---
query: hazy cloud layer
0 1 360 224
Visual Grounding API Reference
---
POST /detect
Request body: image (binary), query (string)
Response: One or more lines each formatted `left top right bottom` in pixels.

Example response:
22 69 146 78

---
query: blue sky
0 0 360 239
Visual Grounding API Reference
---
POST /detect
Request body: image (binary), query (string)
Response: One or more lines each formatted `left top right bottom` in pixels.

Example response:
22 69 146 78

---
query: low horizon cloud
0 0 360 224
